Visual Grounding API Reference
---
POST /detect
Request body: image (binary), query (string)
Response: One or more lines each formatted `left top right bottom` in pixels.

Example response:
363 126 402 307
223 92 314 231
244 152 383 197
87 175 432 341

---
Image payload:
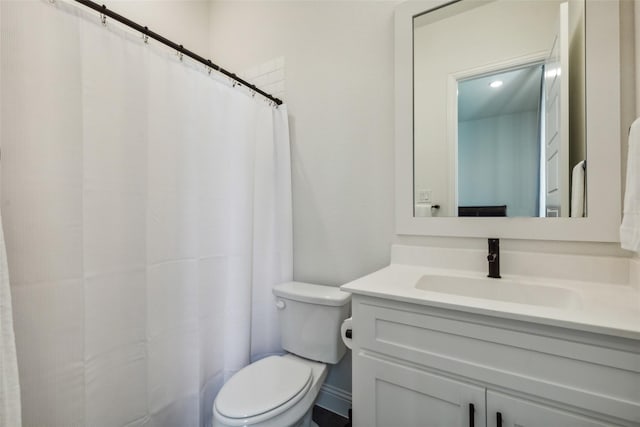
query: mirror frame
395 0 622 242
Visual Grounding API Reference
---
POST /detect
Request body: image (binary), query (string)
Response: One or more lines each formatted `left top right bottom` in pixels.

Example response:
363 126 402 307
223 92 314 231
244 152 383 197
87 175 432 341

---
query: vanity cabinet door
486 390 623 427
354 354 486 427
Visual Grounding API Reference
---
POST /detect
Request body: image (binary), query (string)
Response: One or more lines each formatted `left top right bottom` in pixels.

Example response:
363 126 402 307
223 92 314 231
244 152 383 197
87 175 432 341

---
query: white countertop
341 263 640 340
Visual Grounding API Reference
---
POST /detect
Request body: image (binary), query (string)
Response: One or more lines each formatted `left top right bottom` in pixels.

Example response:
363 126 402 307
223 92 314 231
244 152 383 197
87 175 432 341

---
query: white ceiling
458 63 543 122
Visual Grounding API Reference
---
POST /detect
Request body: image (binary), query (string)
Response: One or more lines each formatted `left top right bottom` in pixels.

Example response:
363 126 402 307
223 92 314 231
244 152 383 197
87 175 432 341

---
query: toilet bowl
212 354 327 427
212 282 351 427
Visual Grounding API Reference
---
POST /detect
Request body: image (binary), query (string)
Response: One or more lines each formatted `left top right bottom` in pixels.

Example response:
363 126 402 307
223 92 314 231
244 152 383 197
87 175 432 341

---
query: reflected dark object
458 205 507 217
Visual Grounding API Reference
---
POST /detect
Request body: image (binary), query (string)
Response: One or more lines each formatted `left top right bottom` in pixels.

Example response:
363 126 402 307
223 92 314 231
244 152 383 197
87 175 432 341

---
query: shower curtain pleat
0 1 22 425
0 1 292 426
0 211 21 427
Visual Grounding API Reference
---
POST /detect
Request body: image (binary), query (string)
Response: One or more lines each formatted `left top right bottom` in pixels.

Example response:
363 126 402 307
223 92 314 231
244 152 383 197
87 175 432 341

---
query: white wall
208 2 398 286
101 0 210 54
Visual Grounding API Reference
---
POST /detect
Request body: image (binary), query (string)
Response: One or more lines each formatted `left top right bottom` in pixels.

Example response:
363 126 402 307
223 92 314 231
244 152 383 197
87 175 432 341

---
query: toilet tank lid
273 281 351 306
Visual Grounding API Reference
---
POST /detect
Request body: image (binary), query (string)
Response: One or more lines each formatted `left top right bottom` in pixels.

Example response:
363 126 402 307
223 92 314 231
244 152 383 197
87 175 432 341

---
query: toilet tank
273 282 351 364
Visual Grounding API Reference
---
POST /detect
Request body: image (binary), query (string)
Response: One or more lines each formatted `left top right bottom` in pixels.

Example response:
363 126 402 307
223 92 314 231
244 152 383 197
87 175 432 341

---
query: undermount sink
415 274 581 309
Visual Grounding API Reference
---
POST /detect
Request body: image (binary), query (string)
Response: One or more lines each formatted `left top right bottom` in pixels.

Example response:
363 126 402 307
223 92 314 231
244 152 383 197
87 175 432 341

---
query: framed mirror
395 0 622 241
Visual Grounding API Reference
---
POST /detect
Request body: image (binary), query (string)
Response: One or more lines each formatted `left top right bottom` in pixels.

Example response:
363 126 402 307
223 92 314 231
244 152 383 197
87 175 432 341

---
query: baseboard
315 383 352 419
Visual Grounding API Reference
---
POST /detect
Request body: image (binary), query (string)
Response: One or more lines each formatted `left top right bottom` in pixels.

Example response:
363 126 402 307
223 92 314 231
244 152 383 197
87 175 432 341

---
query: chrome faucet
487 238 501 278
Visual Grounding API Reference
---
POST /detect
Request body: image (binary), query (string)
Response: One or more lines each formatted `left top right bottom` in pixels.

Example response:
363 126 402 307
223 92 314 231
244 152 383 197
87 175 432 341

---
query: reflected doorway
457 63 544 217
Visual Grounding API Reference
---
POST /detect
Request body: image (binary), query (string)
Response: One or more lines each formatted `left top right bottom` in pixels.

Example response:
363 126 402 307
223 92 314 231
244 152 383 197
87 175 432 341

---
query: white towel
0 211 21 427
570 160 586 217
621 117 640 252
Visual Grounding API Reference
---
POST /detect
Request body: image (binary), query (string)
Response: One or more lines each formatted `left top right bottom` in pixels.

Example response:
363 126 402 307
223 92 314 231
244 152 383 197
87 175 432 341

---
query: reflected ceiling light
489 80 503 88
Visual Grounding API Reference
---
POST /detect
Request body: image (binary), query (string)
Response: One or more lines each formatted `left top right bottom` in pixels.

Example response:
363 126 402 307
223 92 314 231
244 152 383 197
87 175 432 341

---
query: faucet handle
487 238 501 278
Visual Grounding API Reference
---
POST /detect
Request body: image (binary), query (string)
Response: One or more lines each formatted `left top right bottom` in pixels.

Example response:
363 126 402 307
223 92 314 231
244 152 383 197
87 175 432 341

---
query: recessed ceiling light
489 80 503 88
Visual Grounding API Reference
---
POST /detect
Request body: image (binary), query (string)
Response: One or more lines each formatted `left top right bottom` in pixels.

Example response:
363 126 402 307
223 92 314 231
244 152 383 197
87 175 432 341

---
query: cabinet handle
469 403 474 427
497 411 502 427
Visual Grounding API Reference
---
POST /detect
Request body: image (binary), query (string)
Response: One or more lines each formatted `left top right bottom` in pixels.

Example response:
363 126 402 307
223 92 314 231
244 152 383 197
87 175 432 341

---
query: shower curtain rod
73 0 284 106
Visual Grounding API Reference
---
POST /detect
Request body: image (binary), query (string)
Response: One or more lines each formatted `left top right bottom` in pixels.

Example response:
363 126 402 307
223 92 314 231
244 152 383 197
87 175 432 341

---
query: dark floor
312 405 350 427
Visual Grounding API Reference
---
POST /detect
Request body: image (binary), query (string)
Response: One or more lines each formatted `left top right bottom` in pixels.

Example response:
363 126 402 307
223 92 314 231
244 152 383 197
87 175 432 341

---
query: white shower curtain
0 210 21 427
0 1 292 426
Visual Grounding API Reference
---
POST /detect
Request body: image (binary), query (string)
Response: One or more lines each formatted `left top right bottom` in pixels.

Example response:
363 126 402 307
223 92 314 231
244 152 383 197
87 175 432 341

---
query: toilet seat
214 356 313 425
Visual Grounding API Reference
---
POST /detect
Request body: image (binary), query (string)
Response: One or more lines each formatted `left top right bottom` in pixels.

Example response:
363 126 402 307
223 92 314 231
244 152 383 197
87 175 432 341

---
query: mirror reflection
413 0 586 218
458 64 543 218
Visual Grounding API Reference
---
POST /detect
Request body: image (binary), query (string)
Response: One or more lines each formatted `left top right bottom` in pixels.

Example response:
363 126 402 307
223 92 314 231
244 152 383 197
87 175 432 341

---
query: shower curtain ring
142 26 149 44
100 5 107 25
177 45 184 61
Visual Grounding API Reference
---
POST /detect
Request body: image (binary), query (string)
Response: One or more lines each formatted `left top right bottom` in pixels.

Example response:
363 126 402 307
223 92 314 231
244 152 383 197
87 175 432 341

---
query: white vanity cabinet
357 353 486 426
349 294 640 427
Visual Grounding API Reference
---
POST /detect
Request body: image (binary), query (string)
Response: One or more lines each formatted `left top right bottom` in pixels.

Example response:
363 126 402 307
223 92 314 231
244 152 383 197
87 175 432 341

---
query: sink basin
415 274 581 309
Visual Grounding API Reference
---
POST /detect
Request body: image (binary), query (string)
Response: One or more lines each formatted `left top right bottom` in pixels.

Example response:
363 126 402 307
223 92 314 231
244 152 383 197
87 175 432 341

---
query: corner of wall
241 57 285 101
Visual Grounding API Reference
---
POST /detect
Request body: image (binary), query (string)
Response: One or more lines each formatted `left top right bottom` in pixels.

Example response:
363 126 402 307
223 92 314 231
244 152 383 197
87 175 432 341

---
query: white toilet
212 281 351 427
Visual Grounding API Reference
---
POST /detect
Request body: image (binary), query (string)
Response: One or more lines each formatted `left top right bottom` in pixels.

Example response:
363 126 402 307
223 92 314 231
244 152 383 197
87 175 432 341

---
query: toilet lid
215 356 313 420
